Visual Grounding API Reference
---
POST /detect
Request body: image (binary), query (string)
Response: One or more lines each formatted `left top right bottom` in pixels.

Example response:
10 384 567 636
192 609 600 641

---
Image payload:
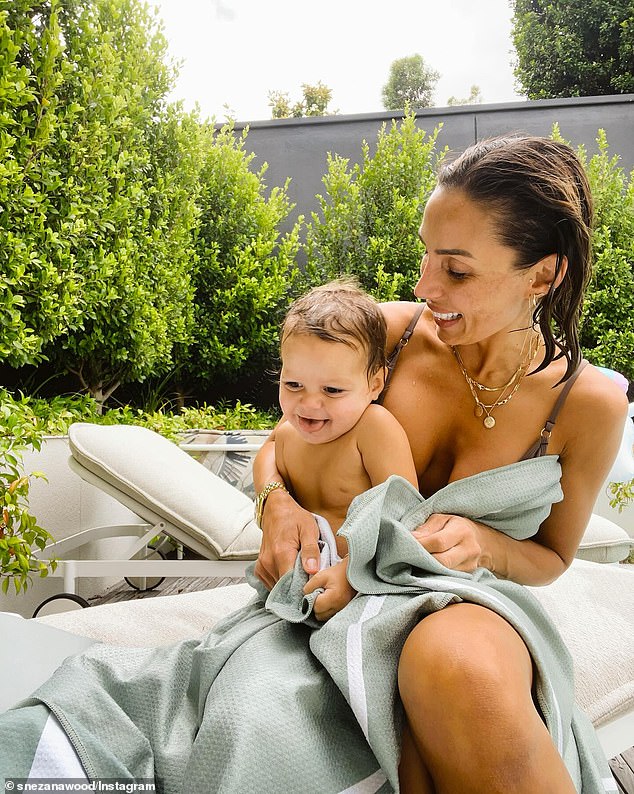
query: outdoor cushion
183 429 272 501
68 423 261 560
576 513 633 564
35 558 633 735
528 558 634 728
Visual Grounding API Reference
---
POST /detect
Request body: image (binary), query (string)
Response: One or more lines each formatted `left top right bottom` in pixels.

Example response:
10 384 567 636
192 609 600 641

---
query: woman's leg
397 603 577 794
399 720 436 794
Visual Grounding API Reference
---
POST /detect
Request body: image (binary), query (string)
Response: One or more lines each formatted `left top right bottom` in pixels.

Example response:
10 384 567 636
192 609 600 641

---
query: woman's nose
414 257 440 301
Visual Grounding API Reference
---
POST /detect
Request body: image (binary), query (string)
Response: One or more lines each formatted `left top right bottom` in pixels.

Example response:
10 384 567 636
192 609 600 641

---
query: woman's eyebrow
435 247 475 258
418 232 474 259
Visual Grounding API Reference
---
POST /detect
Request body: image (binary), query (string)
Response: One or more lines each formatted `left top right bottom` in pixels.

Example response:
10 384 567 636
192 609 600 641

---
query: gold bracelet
255 481 288 527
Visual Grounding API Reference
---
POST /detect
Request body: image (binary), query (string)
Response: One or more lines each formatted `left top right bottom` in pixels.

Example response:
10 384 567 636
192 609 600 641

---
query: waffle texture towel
0 460 616 793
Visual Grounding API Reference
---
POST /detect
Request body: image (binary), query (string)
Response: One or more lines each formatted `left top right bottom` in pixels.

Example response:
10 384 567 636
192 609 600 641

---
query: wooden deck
90 576 634 793
89 574 246 604
613 749 634 794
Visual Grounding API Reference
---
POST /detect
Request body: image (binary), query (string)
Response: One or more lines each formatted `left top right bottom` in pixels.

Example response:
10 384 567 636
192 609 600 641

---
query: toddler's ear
369 367 386 400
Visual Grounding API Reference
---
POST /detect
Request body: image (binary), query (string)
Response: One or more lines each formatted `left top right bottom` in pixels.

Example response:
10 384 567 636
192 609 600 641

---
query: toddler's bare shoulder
360 403 407 433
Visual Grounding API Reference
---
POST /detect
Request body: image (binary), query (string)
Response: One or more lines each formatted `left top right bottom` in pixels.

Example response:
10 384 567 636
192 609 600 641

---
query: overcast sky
149 0 525 123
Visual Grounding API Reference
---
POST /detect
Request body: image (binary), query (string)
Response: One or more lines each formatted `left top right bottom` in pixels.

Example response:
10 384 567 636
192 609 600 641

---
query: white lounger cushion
577 513 633 564
37 559 633 732
528 559 634 728
68 423 261 560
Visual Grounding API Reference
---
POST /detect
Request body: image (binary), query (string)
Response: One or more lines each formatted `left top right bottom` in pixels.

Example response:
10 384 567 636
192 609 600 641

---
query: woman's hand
412 513 488 572
253 489 321 590
303 559 357 622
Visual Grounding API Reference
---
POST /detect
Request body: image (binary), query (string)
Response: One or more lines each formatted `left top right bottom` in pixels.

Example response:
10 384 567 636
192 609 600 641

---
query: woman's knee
398 604 533 713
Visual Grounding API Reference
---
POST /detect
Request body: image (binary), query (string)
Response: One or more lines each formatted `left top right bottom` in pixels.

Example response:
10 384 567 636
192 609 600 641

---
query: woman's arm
415 376 628 585
252 425 321 589
507 371 629 583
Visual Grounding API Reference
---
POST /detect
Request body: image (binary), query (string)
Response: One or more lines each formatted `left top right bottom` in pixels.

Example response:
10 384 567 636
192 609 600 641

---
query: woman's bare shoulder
571 364 628 415
379 301 426 348
560 363 628 442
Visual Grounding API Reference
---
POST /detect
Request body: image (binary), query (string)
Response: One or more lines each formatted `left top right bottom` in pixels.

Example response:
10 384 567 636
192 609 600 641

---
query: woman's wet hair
437 136 594 381
281 278 387 380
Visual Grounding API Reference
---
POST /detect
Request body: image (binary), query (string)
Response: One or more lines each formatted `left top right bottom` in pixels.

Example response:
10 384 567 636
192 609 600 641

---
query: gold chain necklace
452 325 534 393
453 347 524 393
451 335 540 429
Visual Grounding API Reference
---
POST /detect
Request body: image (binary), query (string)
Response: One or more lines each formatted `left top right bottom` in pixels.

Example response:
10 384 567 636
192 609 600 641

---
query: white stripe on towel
29 713 88 780
338 768 388 793
346 595 386 739
602 778 618 791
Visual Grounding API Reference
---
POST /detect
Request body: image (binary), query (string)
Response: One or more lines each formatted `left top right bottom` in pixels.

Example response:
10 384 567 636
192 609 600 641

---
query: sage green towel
0 459 616 793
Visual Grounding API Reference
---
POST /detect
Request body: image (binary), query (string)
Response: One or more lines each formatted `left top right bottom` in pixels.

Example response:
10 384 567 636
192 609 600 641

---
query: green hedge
578 130 634 382
0 4 631 403
1 0 197 401
182 122 303 390
304 111 443 301
0 1 301 405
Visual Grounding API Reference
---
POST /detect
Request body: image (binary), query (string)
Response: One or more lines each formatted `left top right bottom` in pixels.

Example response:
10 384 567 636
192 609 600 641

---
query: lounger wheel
124 544 167 592
32 593 91 618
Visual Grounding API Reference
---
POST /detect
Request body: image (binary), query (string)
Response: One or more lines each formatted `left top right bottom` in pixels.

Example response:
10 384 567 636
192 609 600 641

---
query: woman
253 136 628 792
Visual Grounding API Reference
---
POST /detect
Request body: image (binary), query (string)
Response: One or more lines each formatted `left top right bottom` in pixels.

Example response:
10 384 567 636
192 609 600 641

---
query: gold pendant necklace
452 334 540 429
452 347 525 394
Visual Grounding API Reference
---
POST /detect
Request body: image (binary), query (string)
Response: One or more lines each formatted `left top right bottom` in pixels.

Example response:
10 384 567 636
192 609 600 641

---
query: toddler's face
279 334 383 445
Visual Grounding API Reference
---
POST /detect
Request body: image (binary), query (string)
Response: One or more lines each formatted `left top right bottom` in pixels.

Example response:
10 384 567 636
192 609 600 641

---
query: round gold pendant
474 405 484 418
483 416 496 429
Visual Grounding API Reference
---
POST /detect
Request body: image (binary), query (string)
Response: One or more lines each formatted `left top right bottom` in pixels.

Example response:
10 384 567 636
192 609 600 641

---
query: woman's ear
530 254 568 296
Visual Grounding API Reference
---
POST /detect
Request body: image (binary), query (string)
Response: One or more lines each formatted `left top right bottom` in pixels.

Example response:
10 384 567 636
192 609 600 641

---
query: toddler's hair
281 279 387 378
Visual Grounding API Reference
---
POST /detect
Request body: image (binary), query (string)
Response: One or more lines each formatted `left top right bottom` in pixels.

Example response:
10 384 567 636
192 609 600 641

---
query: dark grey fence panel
473 96 634 167
234 95 634 231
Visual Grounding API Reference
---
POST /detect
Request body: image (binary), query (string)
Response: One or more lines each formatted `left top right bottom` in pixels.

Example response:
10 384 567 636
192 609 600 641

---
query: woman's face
414 187 533 347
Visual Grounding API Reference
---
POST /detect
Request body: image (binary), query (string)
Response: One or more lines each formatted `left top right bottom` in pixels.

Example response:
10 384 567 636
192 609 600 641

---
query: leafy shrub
0 1 77 366
573 129 634 382
304 110 444 301
0 441 54 595
1 0 199 404
0 393 56 593
182 121 303 389
0 390 278 441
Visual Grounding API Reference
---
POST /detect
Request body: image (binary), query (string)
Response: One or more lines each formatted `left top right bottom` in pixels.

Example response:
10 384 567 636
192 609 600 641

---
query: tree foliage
269 82 335 119
0 0 76 367
0 400 54 594
447 85 483 106
511 0 634 98
183 121 303 387
381 54 440 110
304 111 444 301
0 0 199 403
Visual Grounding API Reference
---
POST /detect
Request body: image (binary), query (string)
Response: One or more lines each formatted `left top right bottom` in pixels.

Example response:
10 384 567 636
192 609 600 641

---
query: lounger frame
34 446 258 594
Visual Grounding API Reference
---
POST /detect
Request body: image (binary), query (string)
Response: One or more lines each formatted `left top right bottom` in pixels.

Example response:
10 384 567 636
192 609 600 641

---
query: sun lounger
0 557 631 762
35 421 632 600
34 423 263 595
9 420 630 763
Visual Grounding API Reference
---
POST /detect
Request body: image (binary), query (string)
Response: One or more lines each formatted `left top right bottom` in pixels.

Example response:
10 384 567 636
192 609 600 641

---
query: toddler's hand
303 558 356 622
